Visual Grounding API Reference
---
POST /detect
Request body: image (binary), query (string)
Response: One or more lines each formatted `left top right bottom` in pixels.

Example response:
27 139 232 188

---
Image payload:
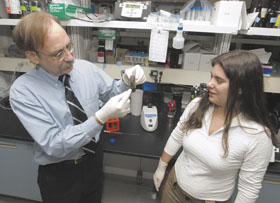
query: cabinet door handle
0 143 16 149
263 179 280 184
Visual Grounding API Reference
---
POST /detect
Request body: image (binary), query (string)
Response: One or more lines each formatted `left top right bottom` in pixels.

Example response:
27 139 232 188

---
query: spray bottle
170 19 185 68
172 18 185 49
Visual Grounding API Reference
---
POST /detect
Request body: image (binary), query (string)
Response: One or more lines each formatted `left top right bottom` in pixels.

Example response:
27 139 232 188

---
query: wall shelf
0 19 18 26
1 17 279 93
1 18 280 37
239 27 280 37
0 57 279 93
0 19 237 34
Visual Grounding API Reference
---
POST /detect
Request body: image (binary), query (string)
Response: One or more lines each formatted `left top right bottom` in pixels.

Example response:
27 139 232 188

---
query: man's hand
122 65 146 87
95 89 132 124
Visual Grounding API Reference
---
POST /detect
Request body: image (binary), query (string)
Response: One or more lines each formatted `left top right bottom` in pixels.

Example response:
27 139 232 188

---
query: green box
48 3 91 20
98 28 118 39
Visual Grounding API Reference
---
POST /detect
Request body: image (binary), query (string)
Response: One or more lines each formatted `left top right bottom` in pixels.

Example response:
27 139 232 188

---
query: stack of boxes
183 53 217 72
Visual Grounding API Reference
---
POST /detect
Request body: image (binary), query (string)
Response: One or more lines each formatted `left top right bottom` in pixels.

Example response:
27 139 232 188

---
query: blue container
142 82 157 91
262 65 272 76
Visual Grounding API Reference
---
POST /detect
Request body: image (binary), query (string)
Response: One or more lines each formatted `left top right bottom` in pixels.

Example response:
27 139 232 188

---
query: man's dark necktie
59 74 98 154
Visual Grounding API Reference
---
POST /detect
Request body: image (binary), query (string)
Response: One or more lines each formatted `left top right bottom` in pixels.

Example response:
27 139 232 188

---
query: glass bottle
30 0 41 12
274 11 280 28
260 0 269 27
97 40 106 63
252 0 263 27
20 0 31 16
265 0 279 28
170 48 182 69
273 2 280 28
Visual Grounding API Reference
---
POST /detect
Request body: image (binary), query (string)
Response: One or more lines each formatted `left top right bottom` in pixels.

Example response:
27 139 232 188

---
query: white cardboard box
198 54 217 72
211 1 246 29
182 53 201 70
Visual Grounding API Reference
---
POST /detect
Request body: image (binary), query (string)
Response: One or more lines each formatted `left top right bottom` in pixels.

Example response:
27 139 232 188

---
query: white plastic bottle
172 19 185 49
5 0 22 18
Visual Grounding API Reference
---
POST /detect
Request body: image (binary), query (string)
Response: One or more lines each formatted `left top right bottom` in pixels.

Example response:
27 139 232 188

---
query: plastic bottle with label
5 0 22 19
170 19 185 68
172 19 185 49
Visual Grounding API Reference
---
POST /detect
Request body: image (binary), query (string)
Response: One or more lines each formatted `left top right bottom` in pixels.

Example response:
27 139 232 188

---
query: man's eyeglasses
36 41 74 62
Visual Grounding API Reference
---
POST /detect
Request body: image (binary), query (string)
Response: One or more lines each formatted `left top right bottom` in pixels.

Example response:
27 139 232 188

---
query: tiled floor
0 173 160 203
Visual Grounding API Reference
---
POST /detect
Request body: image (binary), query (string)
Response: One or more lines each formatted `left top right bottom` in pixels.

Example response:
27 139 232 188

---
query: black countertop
102 111 180 159
0 107 32 141
1 106 280 176
0 104 181 158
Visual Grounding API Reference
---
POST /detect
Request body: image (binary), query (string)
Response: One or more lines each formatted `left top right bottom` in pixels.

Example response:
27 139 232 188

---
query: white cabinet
256 177 280 203
0 138 41 201
231 173 280 202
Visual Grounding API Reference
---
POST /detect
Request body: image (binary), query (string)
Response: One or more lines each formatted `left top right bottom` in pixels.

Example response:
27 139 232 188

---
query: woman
154 50 274 203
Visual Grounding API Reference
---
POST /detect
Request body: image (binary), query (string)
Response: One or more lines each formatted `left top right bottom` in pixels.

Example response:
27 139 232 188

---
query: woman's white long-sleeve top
164 98 273 203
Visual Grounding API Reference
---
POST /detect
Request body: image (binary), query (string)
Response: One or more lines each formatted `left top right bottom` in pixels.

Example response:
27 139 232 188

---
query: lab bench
0 107 280 202
0 101 180 157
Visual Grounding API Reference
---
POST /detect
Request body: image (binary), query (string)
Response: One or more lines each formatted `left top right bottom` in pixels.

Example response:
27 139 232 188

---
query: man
9 11 146 203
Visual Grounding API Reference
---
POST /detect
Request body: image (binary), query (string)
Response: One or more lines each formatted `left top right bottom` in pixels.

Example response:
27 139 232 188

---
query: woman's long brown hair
182 50 275 157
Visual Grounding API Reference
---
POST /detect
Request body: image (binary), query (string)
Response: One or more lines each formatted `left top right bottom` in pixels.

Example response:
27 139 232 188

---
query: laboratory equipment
131 89 143 116
270 146 279 162
191 83 208 99
130 75 136 92
167 100 176 117
181 91 191 109
180 0 213 21
140 104 158 132
114 1 151 21
97 40 105 63
106 118 120 132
